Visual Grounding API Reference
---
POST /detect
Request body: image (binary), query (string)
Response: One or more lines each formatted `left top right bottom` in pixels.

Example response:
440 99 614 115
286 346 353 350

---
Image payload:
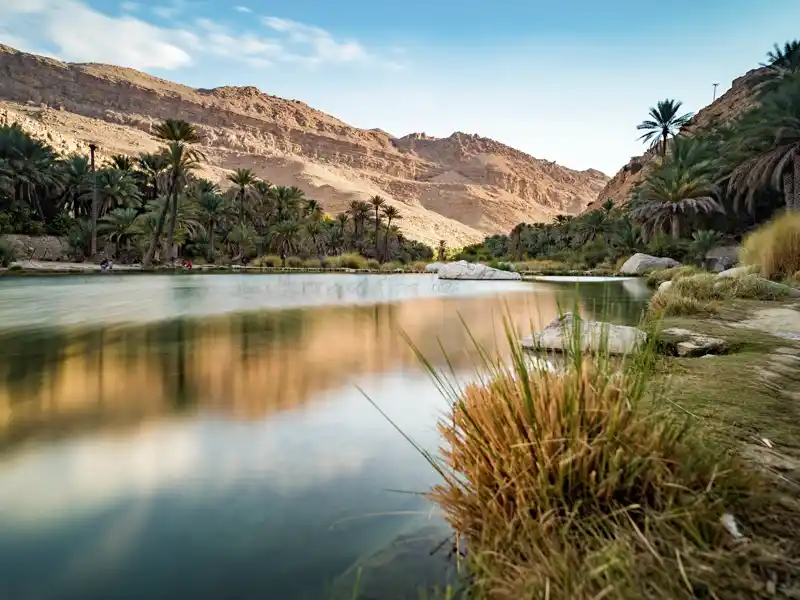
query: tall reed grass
398 313 773 599
741 211 800 281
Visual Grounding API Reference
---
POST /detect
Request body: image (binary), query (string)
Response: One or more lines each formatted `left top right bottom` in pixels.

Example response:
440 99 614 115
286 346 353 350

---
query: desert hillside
0 44 607 247
587 67 766 212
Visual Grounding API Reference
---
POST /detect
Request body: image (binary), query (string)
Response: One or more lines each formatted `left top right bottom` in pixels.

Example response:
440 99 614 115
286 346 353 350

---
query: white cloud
262 16 369 65
151 0 185 19
120 2 139 12
234 5 252 13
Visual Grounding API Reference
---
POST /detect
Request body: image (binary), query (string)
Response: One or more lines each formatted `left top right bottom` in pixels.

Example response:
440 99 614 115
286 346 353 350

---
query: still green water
0 273 650 600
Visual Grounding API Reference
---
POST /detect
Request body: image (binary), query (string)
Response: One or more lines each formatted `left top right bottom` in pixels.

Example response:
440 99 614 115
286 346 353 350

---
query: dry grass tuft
648 289 717 317
741 211 800 281
646 265 701 288
418 317 789 599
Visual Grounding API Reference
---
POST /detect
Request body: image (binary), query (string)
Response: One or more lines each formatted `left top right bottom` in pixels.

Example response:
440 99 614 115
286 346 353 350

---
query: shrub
487 260 515 272
715 274 791 300
410 261 429 272
339 253 367 270
741 211 800 281
0 240 16 267
423 316 759 599
515 259 568 273
252 255 282 268
285 256 303 268
670 273 723 301
381 261 403 272
648 289 717 317
303 258 322 269
646 233 690 262
366 258 381 270
645 265 700 288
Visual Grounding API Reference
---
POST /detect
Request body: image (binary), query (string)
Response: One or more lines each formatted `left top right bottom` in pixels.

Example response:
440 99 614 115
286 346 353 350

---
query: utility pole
89 142 98 257
712 83 719 102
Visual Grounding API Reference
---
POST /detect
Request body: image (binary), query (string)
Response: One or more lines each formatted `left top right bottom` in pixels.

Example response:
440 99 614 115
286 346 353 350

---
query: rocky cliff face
587 67 766 212
0 44 608 247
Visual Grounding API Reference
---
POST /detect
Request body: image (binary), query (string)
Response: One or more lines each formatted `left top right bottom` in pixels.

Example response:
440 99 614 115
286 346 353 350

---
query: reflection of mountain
0 281 648 449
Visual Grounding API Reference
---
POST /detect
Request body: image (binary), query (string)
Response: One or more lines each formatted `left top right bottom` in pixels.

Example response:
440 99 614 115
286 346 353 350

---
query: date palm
60 154 92 217
95 168 141 216
758 40 800 93
270 220 300 266
194 190 227 262
272 186 304 221
369 195 386 258
99 207 140 258
227 168 258 223
637 99 693 157
153 119 201 144
381 205 401 261
137 152 168 201
109 154 134 172
348 200 370 245
0 123 62 218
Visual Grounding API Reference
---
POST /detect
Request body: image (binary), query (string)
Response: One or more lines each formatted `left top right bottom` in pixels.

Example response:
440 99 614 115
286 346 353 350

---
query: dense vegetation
459 40 800 270
0 120 432 266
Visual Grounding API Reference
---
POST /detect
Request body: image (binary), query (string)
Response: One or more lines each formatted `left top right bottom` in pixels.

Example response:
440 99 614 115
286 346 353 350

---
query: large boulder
521 313 647 355
437 260 521 281
717 265 756 278
619 253 680 275
704 246 740 272
425 261 446 273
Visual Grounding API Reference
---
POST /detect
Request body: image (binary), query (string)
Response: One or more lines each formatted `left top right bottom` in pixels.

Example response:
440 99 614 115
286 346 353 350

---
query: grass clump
252 255 282 268
741 211 800 281
648 289 717 317
366 258 381 270
515 259 569 273
338 253 367 270
410 261 429 273
303 258 322 269
285 256 303 268
419 316 784 599
645 265 700 288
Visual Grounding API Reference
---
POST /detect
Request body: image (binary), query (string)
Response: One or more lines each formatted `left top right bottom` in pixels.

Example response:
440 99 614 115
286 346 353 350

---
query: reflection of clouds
0 373 447 528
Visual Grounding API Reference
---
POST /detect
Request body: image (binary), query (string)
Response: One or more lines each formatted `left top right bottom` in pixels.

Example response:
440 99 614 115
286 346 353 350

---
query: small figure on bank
100 258 112 272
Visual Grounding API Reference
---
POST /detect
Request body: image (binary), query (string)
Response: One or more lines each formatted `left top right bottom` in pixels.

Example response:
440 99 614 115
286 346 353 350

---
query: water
0 273 650 600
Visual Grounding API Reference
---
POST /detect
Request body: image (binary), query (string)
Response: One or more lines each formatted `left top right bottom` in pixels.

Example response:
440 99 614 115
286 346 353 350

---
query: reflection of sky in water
0 274 531 328
0 275 651 600
0 373 452 600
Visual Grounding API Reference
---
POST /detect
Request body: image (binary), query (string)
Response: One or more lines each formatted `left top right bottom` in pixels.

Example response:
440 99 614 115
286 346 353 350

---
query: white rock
425 262 446 273
717 266 756 278
658 280 673 293
437 260 522 281
619 253 680 275
521 313 647 355
660 327 728 357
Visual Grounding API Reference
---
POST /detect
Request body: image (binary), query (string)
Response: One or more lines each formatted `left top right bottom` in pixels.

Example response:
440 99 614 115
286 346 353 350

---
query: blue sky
1 0 799 175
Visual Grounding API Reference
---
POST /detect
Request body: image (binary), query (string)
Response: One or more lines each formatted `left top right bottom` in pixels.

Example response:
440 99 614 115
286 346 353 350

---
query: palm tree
272 186 304 221
305 220 324 259
226 222 257 262
142 141 202 268
690 229 722 264
630 162 722 239
637 100 694 157
99 207 140 258
348 200 370 245
227 168 258 223
369 195 386 258
270 220 300 266
437 239 447 261
137 152 168 201
304 198 323 220
727 76 800 211
194 191 227 262
60 154 92 217
153 119 201 144
758 40 800 93
576 210 607 243
0 123 62 218
381 205 401 261
109 154 134 172
95 168 141 216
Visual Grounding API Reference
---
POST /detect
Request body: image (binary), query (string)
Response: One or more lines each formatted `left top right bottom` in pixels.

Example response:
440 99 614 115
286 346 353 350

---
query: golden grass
414 317 786 599
741 211 800 281
514 259 570 273
251 254 283 268
645 265 701 288
648 289 717 317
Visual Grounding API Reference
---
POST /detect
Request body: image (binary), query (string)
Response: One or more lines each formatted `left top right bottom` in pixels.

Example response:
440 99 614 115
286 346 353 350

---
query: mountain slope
586 67 766 212
0 44 608 247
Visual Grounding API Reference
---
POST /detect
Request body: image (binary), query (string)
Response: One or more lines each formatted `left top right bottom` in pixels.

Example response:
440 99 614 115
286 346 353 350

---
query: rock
705 246 740 272
658 280 673 293
618 253 680 275
659 327 728 357
717 265 755 278
756 278 800 298
425 262 446 273
521 312 647 355
437 260 521 281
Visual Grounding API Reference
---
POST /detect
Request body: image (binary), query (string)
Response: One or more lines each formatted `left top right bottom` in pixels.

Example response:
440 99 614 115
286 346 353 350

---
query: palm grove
0 119 432 267
460 40 800 267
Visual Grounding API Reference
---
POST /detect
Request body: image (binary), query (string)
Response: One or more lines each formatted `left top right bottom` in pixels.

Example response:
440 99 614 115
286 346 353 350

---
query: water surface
0 274 650 600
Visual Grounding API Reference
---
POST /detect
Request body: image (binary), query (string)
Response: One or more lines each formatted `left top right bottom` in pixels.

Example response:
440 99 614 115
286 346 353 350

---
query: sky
1 0 799 175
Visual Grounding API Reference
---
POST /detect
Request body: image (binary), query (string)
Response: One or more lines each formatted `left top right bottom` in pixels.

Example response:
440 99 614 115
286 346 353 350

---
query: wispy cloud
1 0 402 72
234 5 252 13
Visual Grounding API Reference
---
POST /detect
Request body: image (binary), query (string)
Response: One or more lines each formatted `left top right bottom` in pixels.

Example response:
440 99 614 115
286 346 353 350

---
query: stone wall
1 234 71 261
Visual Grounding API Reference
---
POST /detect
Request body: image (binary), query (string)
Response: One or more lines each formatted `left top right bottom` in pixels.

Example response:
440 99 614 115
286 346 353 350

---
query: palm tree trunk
793 154 800 211
142 174 176 268
783 170 794 209
383 217 393 262
374 209 380 260
208 223 215 263
661 131 668 157
166 190 179 264
671 215 680 240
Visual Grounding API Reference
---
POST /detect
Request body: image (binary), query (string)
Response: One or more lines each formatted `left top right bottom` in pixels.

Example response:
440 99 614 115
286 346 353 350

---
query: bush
381 261 403 272
648 289 717 316
339 253 367 270
45 213 77 237
646 233 690 262
366 258 381 270
426 316 759 599
741 211 800 281
515 259 568 273
645 265 700 288
303 258 322 269
285 256 303 268
0 240 16 267
252 255 282 268
410 261 428 272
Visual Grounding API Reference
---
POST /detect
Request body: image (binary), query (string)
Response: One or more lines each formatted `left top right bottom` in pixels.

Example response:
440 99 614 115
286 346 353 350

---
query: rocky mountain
586 67 767 213
0 44 608 247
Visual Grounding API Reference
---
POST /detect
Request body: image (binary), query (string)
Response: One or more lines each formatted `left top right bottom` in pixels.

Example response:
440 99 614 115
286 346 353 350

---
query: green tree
227 168 258 223
99 207 140 257
95 168 141 216
369 195 386 258
194 190 227 262
271 220 300 266
381 204 401 261
60 154 92 217
636 99 693 157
